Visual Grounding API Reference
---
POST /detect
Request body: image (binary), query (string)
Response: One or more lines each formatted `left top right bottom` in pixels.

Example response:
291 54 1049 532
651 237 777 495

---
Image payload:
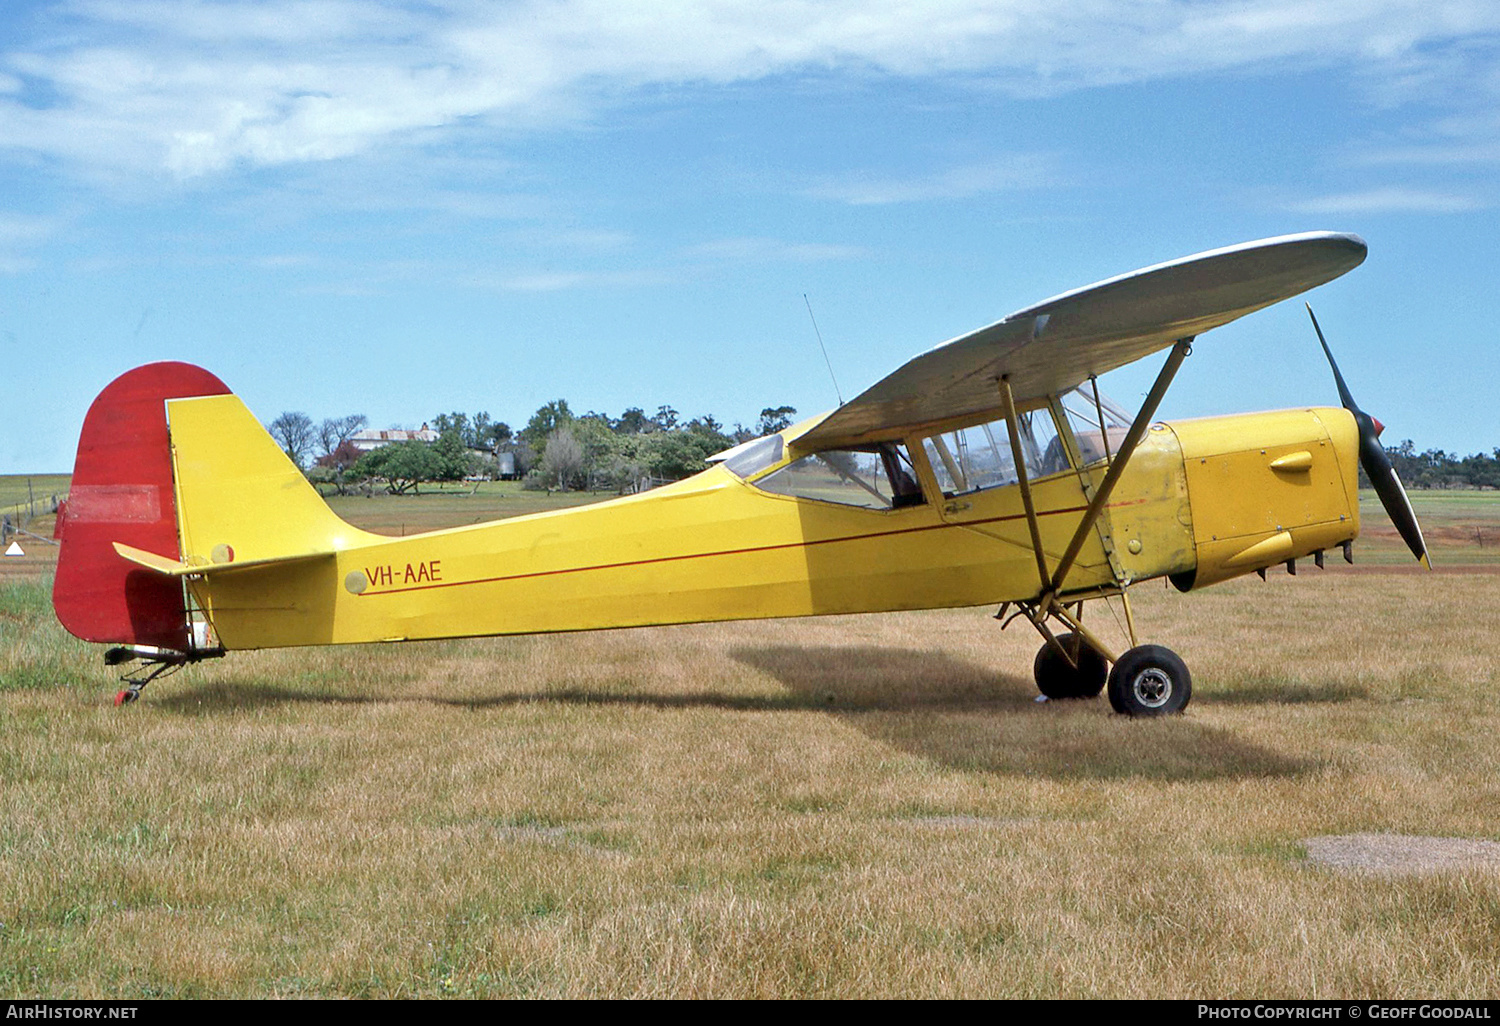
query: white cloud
0 212 61 272
803 157 1055 205
1281 186 1486 214
460 267 676 292
686 237 868 262
0 213 57 246
2 1 1499 182
250 253 316 269
459 234 862 292
1360 142 1500 166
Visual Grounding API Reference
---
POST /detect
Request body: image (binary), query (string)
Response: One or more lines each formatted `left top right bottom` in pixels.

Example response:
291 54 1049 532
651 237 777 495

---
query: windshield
715 434 785 479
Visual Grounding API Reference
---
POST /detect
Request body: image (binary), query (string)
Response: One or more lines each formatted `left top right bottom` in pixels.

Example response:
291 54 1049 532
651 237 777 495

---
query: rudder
53 363 232 649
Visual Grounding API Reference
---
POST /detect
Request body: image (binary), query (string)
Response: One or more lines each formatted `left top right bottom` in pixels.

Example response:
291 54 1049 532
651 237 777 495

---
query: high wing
798 231 1367 449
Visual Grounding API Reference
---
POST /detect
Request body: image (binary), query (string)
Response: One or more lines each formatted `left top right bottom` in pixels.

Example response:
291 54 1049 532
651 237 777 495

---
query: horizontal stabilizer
113 541 335 577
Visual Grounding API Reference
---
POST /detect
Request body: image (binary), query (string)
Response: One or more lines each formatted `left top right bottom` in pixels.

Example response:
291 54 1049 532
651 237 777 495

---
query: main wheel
1107 645 1191 716
1033 633 1108 699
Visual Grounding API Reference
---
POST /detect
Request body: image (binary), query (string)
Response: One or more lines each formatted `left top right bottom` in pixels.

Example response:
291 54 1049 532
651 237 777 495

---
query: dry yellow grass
4 563 1500 998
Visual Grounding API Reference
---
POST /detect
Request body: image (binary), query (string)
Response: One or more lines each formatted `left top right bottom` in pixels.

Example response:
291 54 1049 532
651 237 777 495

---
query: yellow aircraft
52 231 1429 714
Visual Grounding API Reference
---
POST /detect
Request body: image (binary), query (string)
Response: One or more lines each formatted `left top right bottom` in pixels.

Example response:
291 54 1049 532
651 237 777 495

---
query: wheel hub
1131 668 1172 708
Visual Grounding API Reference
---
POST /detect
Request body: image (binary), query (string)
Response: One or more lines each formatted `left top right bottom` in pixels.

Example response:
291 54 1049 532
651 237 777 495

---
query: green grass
5 570 1500 997
0 474 69 515
1355 488 1500 565
321 479 610 535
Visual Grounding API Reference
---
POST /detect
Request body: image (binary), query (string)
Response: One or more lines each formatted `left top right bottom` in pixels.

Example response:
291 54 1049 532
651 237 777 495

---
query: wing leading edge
798 231 1367 449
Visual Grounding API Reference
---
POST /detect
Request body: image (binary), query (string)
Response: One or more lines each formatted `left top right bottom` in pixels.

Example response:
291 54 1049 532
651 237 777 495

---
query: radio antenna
803 293 844 406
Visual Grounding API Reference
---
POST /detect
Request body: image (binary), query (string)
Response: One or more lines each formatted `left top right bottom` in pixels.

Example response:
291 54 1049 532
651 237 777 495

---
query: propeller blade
1306 304 1358 413
1306 304 1430 567
1370 461 1431 568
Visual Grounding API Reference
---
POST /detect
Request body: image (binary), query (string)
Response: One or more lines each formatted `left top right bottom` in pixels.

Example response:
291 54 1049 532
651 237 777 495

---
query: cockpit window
754 442 924 510
922 410 1068 496
1059 386 1133 466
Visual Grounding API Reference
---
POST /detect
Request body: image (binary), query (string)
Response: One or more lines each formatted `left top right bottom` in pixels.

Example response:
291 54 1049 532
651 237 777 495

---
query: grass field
1356 490 1500 565
0 475 68 522
3 476 1500 997
320 479 611 536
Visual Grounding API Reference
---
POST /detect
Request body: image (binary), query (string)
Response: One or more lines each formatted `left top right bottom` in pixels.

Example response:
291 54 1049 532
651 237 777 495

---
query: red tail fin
53 363 231 649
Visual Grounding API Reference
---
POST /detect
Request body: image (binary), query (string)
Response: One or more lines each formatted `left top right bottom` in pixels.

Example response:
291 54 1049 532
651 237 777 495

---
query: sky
1 0 1497 474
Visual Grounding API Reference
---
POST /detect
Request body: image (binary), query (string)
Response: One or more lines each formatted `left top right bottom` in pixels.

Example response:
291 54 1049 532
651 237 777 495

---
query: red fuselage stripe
355 500 1131 597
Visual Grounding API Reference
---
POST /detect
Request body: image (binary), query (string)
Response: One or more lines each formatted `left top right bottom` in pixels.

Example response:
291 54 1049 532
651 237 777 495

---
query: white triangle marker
4 542 23 557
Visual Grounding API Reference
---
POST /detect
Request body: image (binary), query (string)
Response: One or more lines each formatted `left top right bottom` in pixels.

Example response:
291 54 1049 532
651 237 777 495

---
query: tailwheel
1107 644 1191 717
1033 632 1107 699
104 645 222 708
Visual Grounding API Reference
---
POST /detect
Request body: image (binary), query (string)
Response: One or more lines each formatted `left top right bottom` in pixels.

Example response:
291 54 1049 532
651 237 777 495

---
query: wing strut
1045 337 1192 601
999 338 1191 673
998 375 1050 592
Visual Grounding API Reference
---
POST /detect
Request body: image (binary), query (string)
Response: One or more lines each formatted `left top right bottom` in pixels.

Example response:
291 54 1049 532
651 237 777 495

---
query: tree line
267 403 800 495
1383 440 1500 490
268 408 1500 496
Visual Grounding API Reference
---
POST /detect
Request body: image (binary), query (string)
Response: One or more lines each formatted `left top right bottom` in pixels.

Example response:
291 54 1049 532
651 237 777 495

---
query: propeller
1306 303 1430 568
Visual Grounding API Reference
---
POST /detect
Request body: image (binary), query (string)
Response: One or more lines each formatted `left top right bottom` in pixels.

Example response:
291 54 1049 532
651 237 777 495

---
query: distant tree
473 411 511 451
316 440 363 472
310 439 365 495
317 414 368 460
431 427 480 480
353 440 441 494
570 416 621 490
615 407 650 435
432 412 472 447
349 427 472 495
521 399 574 454
639 420 734 481
540 426 585 490
1378 439 1500 490
609 435 650 492
757 406 797 436
653 404 680 431
1461 451 1500 490
269 411 316 469
511 439 537 476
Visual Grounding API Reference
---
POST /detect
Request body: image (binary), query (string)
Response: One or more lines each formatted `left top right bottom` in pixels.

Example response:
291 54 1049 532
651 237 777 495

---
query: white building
348 424 439 453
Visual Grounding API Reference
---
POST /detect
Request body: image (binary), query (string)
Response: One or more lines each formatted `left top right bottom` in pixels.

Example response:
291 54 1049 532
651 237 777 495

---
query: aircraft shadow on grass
151 644 1030 714
1202 680 1370 706
731 644 1314 782
151 643 1313 782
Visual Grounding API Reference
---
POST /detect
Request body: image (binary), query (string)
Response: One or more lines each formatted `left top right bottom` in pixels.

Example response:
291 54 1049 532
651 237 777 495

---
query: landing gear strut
1005 602 1191 716
1032 632 1107 699
104 645 224 706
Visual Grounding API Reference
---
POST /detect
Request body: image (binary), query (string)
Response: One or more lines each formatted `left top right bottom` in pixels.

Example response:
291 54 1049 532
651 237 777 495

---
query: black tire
1033 633 1108 699
1107 645 1191 716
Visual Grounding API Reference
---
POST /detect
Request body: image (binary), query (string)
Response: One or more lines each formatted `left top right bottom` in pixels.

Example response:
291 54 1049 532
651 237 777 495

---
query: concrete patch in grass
1304 834 1500 875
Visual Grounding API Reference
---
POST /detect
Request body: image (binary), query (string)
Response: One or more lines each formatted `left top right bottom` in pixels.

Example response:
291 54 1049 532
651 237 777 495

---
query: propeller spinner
1306 303 1430 568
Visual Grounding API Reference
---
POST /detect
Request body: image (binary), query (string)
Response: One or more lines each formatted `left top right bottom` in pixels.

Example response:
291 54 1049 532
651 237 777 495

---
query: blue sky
2 0 1497 473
